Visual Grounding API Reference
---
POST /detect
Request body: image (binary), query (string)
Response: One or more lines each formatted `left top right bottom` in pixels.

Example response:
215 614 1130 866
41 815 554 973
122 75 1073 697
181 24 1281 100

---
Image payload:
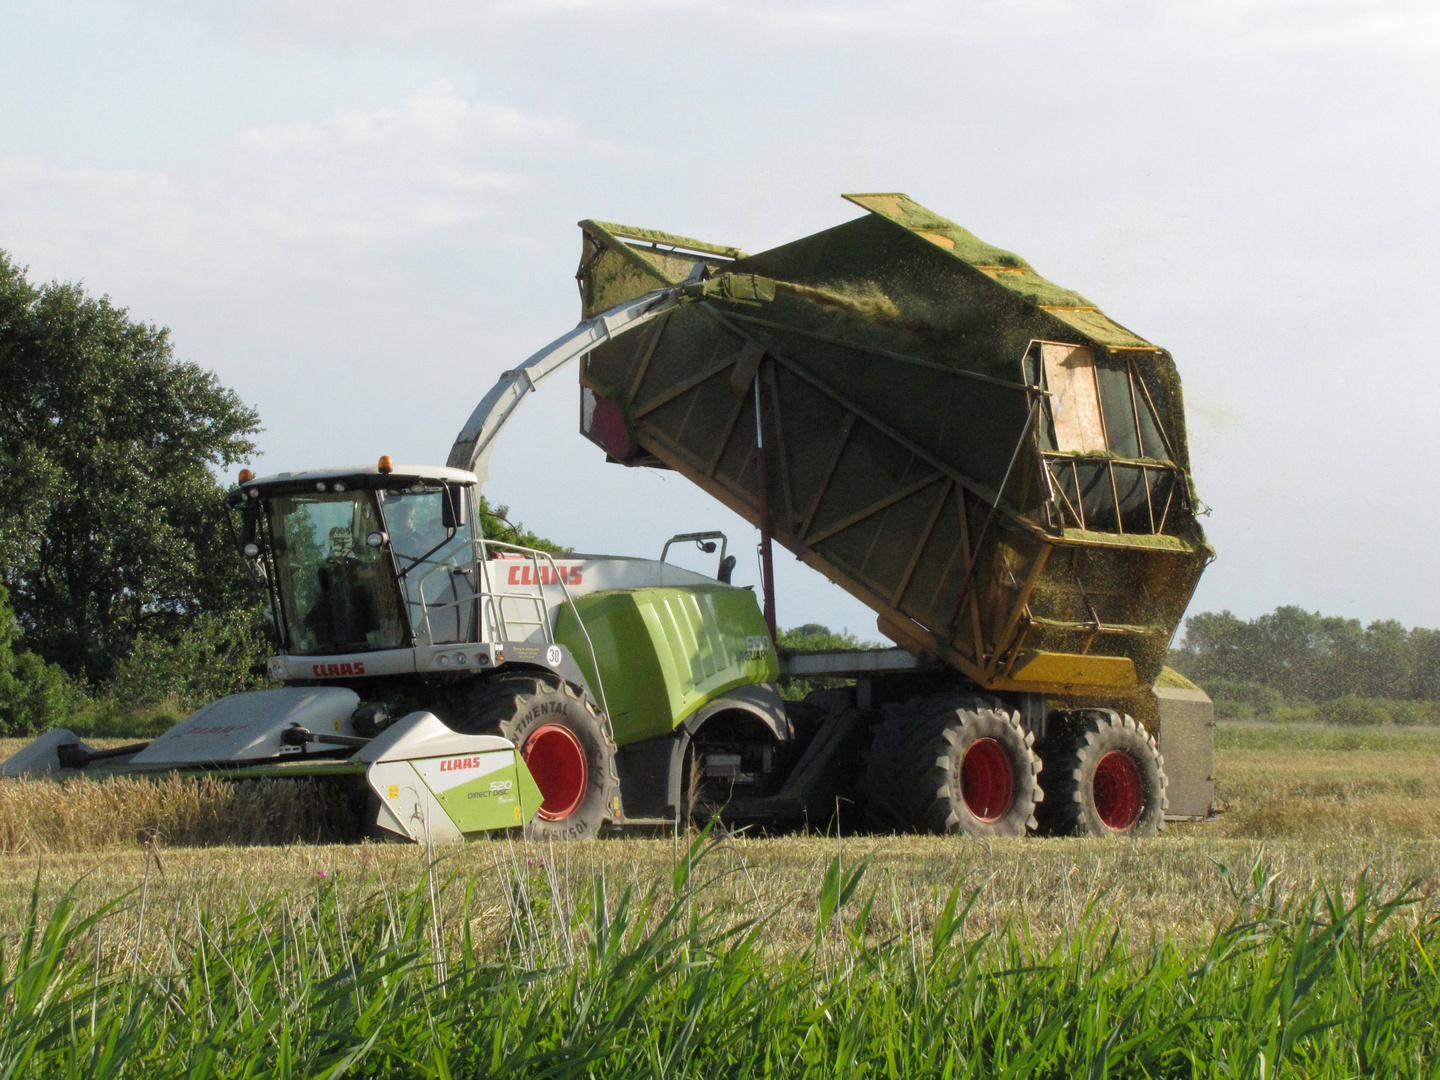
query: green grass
1 837 1438 1078
1216 720 1440 753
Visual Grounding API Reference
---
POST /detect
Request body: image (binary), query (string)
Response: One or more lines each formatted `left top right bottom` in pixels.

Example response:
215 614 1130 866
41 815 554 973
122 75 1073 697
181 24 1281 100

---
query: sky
2 0 1437 638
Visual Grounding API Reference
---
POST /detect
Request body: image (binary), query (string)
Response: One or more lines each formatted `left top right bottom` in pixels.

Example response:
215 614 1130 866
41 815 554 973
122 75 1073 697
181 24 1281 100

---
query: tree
477 496 566 554
777 624 871 652
1411 629 1440 700
0 251 261 682
1357 620 1412 700
775 623 877 701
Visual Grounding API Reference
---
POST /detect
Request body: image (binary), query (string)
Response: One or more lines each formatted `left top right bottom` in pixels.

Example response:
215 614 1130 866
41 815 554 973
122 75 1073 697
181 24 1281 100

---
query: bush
1390 699 1440 726
0 585 76 737
1201 679 1283 720
0 649 77 738
1270 699 1318 724
1312 695 1440 727
1314 695 1389 726
64 698 188 740
107 610 273 713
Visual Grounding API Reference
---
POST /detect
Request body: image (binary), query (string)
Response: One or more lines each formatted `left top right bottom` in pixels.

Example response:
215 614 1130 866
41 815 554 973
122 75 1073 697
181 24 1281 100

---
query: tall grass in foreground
2 838 1438 1079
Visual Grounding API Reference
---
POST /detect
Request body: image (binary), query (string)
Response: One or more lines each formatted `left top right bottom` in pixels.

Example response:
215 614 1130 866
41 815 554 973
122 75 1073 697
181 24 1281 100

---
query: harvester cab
233 464 476 667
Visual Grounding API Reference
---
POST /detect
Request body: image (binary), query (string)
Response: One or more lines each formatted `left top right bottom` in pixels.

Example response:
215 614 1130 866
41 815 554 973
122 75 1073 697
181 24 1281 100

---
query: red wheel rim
523 725 588 821
960 738 1015 823
1092 751 1144 831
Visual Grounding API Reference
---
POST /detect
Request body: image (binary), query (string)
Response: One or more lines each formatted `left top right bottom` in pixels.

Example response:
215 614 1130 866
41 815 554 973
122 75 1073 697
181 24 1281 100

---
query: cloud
0 81 583 281
236 80 573 189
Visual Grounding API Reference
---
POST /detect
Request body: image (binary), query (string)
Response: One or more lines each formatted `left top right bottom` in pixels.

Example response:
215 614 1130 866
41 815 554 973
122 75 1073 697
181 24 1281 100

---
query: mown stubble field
2 722 1439 951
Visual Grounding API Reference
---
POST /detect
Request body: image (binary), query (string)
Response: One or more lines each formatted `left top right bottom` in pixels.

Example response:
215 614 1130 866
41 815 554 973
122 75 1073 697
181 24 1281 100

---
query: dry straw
0 775 357 853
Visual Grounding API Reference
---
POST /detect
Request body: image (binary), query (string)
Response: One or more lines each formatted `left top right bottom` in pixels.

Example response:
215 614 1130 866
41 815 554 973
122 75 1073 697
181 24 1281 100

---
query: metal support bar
697 304 1041 536
631 351 738 420
805 471 945 547
282 726 370 750
987 546 1052 681
724 311 1037 393
800 413 854 540
754 374 777 642
56 741 151 769
891 479 953 607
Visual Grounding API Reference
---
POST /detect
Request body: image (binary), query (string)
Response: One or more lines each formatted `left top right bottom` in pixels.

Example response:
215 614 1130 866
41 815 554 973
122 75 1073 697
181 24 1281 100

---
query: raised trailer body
574 194 1216 828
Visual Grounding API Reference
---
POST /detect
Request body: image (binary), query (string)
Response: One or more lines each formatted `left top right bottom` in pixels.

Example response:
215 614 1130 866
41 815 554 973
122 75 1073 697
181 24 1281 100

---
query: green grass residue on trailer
1154 665 1202 690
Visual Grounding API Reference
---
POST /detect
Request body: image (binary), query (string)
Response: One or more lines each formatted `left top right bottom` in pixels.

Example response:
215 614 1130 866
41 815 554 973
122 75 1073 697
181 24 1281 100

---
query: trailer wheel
862 694 1042 837
444 673 620 840
1037 710 1167 837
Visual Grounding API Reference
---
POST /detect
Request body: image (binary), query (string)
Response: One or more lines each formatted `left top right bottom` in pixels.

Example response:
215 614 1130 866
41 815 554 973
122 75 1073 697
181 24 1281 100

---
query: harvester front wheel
862 695 1042 837
445 673 620 840
1037 710 1167 837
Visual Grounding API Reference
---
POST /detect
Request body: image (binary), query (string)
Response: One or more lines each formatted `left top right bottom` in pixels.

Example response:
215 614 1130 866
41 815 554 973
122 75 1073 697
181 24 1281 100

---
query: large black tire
443 672 620 840
1036 710 1168 837
862 694 1042 837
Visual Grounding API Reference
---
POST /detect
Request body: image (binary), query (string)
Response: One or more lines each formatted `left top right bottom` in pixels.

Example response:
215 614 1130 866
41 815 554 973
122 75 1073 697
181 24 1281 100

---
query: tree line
1169 606 1440 704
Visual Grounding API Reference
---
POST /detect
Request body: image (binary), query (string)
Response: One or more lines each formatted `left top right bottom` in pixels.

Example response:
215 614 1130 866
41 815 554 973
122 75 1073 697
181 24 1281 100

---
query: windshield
379 484 475 645
267 490 406 655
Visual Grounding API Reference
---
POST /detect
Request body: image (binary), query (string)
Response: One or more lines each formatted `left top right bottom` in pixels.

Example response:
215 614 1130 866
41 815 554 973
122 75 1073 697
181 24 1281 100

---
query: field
1 722 1439 1076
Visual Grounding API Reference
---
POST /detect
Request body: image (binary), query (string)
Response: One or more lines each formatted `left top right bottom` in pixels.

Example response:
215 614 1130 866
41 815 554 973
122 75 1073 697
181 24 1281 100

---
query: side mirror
442 485 467 530
699 541 717 554
365 531 388 548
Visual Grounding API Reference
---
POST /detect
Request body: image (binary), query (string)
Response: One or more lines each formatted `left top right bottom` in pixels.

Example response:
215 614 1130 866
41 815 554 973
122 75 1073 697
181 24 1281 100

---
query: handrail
413 540 612 735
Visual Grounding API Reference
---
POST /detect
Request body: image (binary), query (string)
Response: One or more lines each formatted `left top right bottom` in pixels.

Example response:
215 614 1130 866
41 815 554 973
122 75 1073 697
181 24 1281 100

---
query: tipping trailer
573 194 1216 835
